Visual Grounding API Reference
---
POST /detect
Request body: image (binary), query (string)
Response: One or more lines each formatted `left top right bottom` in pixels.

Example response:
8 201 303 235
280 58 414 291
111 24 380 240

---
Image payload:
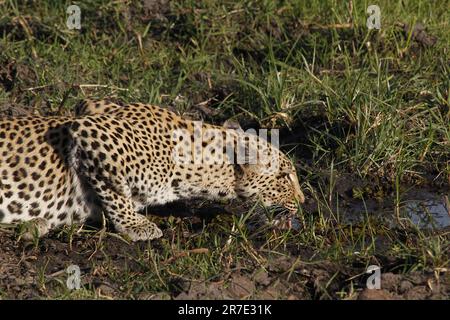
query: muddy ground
0 230 448 300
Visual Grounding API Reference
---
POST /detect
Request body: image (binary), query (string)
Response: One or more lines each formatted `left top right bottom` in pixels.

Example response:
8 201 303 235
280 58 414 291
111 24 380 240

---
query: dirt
0 229 447 300
0 16 56 43
396 22 437 47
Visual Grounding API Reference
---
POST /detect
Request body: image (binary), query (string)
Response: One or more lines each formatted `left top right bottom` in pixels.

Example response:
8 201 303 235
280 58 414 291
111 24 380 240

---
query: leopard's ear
222 119 242 131
234 132 281 175
223 120 279 174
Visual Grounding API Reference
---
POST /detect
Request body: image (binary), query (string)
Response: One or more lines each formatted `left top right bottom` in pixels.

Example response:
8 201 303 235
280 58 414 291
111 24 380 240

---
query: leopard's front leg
70 116 162 241
91 182 162 241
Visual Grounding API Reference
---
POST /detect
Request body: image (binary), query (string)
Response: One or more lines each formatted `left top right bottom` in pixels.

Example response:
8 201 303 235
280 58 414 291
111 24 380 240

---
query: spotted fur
0 99 305 241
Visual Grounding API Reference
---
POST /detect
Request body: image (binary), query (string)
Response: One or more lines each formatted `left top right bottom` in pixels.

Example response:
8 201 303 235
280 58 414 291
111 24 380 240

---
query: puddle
336 190 450 230
291 217 301 230
404 197 450 229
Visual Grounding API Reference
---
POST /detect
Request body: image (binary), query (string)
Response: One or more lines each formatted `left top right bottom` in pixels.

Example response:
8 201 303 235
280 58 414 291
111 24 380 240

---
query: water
245 190 449 231
336 190 449 230
404 196 450 229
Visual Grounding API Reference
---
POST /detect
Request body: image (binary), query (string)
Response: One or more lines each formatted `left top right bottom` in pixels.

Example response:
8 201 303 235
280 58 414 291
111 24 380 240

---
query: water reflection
404 197 450 229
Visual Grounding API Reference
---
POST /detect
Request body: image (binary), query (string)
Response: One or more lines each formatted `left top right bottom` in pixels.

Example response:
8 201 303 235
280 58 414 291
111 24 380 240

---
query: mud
0 221 448 300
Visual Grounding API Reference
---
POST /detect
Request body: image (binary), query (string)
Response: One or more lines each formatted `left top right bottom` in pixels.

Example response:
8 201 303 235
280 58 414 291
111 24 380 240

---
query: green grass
0 0 449 299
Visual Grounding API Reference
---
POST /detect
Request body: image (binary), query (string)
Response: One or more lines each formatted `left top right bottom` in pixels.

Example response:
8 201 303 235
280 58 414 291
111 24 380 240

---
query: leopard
0 98 305 241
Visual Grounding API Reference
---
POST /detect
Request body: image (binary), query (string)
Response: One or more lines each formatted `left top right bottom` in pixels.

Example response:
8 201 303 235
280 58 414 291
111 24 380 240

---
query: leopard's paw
19 218 49 241
123 221 163 242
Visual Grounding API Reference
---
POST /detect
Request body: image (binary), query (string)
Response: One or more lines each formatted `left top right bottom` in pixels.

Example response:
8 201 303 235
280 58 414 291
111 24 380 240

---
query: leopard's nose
289 173 305 204
294 189 305 204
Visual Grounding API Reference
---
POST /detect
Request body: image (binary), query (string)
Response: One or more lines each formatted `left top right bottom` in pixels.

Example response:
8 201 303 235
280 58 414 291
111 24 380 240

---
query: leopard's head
229 127 305 214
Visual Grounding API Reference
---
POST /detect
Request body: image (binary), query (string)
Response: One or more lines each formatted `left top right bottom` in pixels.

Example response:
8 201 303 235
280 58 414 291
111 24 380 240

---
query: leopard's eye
277 171 291 181
278 171 290 179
